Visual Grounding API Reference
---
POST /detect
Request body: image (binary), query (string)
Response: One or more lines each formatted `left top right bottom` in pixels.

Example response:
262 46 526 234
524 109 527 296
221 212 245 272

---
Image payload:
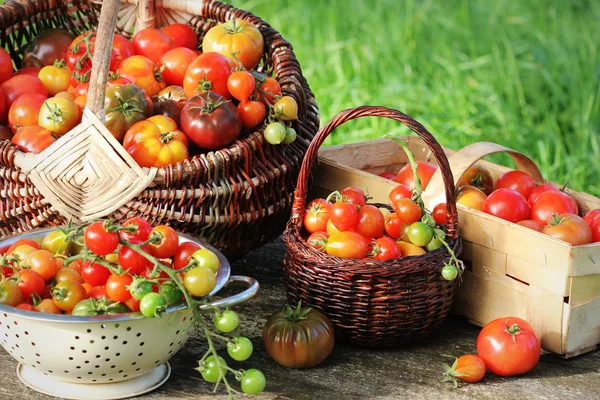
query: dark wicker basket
283 106 462 348
0 0 319 259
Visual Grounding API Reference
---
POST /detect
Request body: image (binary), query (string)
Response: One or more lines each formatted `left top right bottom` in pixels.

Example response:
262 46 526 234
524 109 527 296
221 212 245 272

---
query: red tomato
329 202 359 231
160 47 198 87
590 221 600 243
106 274 133 303
306 231 329 252
17 269 45 300
112 34 135 65
13 67 41 77
253 73 281 105
304 200 330 234
583 210 600 226
148 225 179 258
517 220 544 232
495 170 536 199
8 93 47 131
85 221 119 256
356 205 385 239
66 32 118 85
81 261 111 287
370 236 401 260
457 162 494 195
340 187 368 207
325 231 370 259
388 184 412 207
119 217 152 243
384 213 408 240
11 125 56 154
227 71 256 102
379 172 397 180
118 244 152 275
482 189 530 223
527 183 558 208
132 28 175 64
237 100 266 130
530 190 578 226
543 213 592 246
35 298 61 313
180 92 242 150
118 55 167 98
393 198 422 224
395 161 437 190
476 317 540 376
183 52 234 99
0 87 5 121
432 203 447 225
161 24 199 50
25 250 60 281
125 296 141 312
1 75 48 110
443 354 486 385
16 303 37 312
0 48 13 83
89 285 108 300
173 242 202 270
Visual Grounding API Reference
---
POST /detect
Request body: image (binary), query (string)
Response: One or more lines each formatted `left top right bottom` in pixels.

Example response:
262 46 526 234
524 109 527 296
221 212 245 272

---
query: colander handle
200 276 260 310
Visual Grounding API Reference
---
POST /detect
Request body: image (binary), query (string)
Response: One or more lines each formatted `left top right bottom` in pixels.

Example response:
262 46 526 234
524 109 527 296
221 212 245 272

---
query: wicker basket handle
424 141 545 204
291 106 460 240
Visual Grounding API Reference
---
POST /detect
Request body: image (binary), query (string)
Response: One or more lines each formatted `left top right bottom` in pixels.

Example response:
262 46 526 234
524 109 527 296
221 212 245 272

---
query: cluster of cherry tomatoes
379 160 600 246
0 19 298 168
0 218 221 317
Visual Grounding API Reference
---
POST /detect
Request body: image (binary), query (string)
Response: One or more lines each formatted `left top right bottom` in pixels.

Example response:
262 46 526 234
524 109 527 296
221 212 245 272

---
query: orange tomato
457 162 494 195
395 161 438 190
543 213 592 246
457 185 487 211
397 241 426 256
117 55 167 97
202 19 264 69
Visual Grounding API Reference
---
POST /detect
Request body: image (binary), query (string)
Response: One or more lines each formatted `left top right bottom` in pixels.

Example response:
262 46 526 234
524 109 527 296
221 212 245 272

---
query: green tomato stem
385 135 425 210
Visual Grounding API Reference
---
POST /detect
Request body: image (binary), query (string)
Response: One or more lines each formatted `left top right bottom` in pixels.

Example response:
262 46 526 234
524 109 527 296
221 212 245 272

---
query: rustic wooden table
2 238 599 400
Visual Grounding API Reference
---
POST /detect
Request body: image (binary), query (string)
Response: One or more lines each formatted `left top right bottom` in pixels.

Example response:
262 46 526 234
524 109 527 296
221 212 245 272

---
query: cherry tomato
306 231 329 252
252 72 281 105
11 125 56 154
407 221 434 246
51 280 88 312
17 269 45 300
0 47 13 83
227 336 253 362
140 292 167 318
106 274 133 303
388 184 412 207
128 278 154 301
397 241 426 256
81 283 93 295
384 212 408 240
457 185 487 211
530 190 578 226
543 213 592 246
199 355 227 383
395 161 437 190
326 231 370 259
38 97 80 136
118 244 152 275
476 317 540 376
16 303 37 312
237 100 266 130
227 71 256 102
443 354 486 386
183 52 234 99
35 298 61 313
432 203 448 225
125 296 141 312
189 249 220 274
263 122 286 144
81 261 111 287
38 60 71 96
304 200 330 234
0 280 23 306
161 23 199 50
183 267 216 297
160 47 198 87
356 205 385 239
25 250 60 281
393 198 422 224
273 96 298 121
202 19 264 69
517 220 544 232
118 55 167 98
8 93 47 131
371 236 401 260
214 309 240 333
148 225 179 258
41 230 72 255
240 369 266 395
132 28 176 64
119 217 152 243
7 239 41 254
1 75 49 110
89 285 108 300
527 183 558 208
495 170 536 199
340 187 368 207
283 127 297 144
441 264 458 280
379 171 397 180
85 221 119 256
173 242 202 270
457 162 494 195
482 189 530 223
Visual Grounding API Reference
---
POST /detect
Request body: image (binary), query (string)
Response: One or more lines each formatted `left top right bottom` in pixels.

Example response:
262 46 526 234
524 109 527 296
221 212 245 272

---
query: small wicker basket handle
291 106 460 240
425 141 546 204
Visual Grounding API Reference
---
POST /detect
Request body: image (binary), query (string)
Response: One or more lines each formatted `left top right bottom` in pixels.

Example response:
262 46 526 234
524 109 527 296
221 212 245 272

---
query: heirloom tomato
326 231 370 259
263 303 334 368
202 19 264 69
530 190 578 226
0 47 13 83
583 209 600 226
112 34 135 65
123 115 188 167
38 97 80 135
542 213 592 246
0 88 4 121
153 85 186 126
104 84 153 140
180 92 242 150
132 28 175 64
228 71 255 102
1 75 48 110
22 28 74 68
159 47 198 87
457 185 487 211
395 161 437 190
13 67 40 77
161 23 199 50
482 188 530 223
11 125 55 154
495 170 536 199
183 52 234 99
457 162 494 195
237 100 266 130
38 60 71 96
117 55 166 98
476 317 540 376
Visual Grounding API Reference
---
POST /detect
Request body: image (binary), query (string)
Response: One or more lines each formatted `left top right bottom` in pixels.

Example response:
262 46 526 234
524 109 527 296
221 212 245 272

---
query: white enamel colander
0 227 259 399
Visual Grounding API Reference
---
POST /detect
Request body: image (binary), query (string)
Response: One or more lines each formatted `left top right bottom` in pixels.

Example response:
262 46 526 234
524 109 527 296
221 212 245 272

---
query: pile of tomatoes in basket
0 19 298 166
381 160 600 246
0 218 220 317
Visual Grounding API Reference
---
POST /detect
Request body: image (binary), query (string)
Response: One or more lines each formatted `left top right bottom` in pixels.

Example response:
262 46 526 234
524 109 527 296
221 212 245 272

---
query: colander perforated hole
140 342 145 346
177 341 182 346
7 325 11 330
84 361 90 364
176 330 180 335
75 336 79 340
36 361 40 365
92 380 97 382
15 334 19 338
95 365 100 368
101 324 106 329
118 370 123 373
48 370 53 373
101 374 106 377
123 374 128 378
15 344 19 348
169 342 173 347
136 333 142 337
90 340 95 344
82 350 87 354
183 317 187 321
136 368 141 371
3 313 7 317
13 321 17 326
113 335 118 340
108 379 113 381
70 346 75 350
127 327 132 331
96 355 101 358
105 346 110 350
168 350 173 355
88 372 93 375
101 336 106 340
20 356 24 360
24 331 28 335
68 357 74 361
35 353 40 357
111 365 116 369
76 366 81 369
105 358 111 362
31 342 36 346
154 360 160 364
138 353 143 357
122 341 128 345
116 352 121 357
132 362 137 366
114 324 120 328
64 370 69 373
87 329 92 333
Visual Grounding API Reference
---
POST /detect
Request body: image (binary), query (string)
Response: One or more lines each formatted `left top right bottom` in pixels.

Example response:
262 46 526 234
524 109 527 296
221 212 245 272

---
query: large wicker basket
0 0 319 258
283 106 462 348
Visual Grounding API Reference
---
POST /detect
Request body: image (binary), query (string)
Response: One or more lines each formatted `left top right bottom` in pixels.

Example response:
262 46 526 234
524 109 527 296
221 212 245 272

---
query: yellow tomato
202 19 264 69
397 241 426 256
38 61 71 96
457 185 487 211
38 97 80 136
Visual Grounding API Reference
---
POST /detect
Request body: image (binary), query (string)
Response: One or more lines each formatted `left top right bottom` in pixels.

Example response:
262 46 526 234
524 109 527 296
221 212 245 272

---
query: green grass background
231 0 599 195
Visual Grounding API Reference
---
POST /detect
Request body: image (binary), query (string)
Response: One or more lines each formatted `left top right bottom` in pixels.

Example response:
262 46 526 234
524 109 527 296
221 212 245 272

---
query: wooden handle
424 141 546 200
86 0 122 115
291 106 460 240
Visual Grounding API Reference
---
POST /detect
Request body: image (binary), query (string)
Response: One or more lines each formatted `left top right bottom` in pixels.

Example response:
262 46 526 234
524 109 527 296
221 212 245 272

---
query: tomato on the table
118 244 152 275
443 354 486 387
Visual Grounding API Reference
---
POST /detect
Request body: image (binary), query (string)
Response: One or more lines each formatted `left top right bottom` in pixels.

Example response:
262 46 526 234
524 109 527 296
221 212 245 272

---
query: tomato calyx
159 131 178 144
107 95 144 117
282 301 312 323
43 101 66 126
441 359 468 388
53 59 67 69
547 213 567 227
223 19 246 35
505 321 522 342
188 94 230 115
